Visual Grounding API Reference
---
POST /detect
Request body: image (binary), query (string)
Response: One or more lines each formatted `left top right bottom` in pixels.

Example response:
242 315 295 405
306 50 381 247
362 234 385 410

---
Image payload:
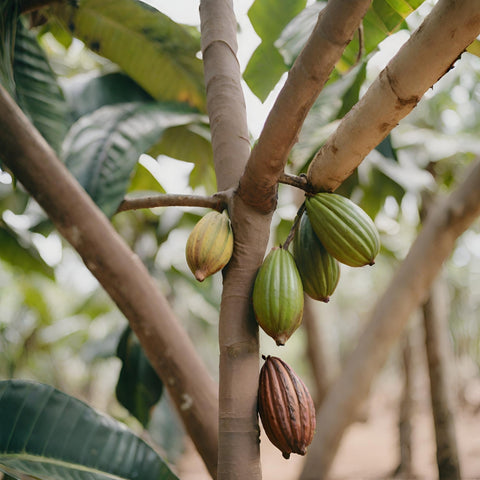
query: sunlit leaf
0 379 178 480
244 0 306 100
50 0 205 110
62 101 202 217
0 223 54 279
128 162 165 194
116 326 163 427
243 43 286 102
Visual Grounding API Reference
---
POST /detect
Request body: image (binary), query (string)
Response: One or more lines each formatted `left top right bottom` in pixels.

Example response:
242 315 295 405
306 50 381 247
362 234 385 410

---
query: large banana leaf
49 0 205 111
0 379 179 480
245 0 426 101
62 101 205 217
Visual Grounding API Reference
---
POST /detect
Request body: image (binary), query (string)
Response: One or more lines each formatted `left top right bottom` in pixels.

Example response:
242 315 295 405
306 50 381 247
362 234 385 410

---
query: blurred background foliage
1 0 480 469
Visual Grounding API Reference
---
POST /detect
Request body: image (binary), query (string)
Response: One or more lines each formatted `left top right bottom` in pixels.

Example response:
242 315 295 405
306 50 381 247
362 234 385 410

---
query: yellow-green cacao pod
252 247 304 346
305 193 380 267
258 355 316 459
185 210 233 282
293 213 340 302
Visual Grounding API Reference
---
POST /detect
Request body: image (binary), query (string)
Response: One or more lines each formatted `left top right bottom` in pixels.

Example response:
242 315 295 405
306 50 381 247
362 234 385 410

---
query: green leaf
0 1 17 96
277 0 425 78
243 43 286 102
248 0 307 43
63 71 153 123
50 0 205 110
149 124 216 194
62 101 203 217
336 61 367 119
0 379 178 480
116 326 163 428
244 0 306 100
0 223 54 279
127 162 165 194
467 39 480 58
13 20 69 154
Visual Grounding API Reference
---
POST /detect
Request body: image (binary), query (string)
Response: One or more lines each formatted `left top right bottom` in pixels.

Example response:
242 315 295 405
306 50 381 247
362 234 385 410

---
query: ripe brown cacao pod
252 247 304 346
258 355 316 459
185 210 233 281
293 212 340 302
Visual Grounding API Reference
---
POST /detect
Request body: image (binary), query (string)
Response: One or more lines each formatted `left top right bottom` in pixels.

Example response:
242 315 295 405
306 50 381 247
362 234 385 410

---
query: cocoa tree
1 1 480 480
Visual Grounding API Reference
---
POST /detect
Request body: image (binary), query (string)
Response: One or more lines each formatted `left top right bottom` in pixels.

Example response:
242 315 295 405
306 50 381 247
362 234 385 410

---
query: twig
278 172 315 193
115 192 228 214
282 202 306 250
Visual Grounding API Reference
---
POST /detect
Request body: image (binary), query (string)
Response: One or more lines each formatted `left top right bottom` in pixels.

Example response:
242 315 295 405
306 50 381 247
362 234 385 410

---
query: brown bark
300 159 480 479
423 279 462 480
394 331 414 478
307 0 480 192
116 192 227 214
238 0 372 213
0 84 219 479
303 298 330 407
200 1 269 478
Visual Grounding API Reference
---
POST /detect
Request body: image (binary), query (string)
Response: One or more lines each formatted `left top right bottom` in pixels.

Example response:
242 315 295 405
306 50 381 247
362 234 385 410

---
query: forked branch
307 0 480 192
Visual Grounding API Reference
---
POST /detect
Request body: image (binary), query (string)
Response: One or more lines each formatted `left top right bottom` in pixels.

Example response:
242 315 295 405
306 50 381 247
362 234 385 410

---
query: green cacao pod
293 213 340 302
258 355 316 459
252 247 304 346
185 210 233 281
305 193 380 267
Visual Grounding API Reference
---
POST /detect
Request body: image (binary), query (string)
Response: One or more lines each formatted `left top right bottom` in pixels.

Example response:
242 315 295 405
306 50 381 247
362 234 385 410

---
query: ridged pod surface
252 247 304 346
293 213 340 302
305 193 380 267
258 355 316 459
185 210 233 281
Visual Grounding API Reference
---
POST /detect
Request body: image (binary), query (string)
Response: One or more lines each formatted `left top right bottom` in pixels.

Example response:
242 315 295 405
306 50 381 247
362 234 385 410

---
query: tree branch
116 192 228 214
307 0 480 192
0 84 219 479
300 158 480 479
237 0 372 213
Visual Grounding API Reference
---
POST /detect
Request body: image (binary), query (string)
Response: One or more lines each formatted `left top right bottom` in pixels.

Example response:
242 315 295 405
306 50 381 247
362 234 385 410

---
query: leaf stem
282 202 306 251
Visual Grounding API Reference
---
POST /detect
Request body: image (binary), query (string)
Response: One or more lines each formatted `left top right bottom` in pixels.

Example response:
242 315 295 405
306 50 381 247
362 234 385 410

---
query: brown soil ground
177 386 480 480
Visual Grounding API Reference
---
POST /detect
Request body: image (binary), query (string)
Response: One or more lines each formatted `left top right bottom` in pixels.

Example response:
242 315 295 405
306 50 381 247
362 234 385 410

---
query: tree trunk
303 298 331 407
0 84 220 478
300 159 480 480
394 330 414 478
423 279 462 480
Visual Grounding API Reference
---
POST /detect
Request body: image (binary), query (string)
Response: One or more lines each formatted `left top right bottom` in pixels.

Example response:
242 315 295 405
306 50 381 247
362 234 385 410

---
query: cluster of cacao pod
254 193 379 459
185 210 233 282
252 192 380 346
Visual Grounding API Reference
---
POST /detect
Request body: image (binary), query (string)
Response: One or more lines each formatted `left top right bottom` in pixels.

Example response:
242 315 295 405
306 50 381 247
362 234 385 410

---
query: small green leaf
0 379 178 480
248 0 307 43
62 101 203 217
244 0 306 100
116 326 163 427
243 43 286 102
128 162 165 194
